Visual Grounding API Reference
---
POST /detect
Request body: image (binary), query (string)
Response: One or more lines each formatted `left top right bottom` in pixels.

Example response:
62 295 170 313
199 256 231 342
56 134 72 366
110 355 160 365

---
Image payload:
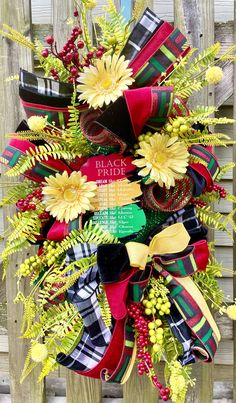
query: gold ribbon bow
126 223 190 270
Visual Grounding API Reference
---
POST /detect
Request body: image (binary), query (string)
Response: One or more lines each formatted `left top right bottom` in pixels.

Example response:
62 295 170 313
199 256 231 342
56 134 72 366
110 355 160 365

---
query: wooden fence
0 0 236 401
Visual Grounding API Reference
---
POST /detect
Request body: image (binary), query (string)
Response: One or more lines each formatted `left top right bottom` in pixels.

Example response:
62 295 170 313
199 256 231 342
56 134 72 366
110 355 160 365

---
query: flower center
152 152 168 167
63 187 78 202
100 77 113 90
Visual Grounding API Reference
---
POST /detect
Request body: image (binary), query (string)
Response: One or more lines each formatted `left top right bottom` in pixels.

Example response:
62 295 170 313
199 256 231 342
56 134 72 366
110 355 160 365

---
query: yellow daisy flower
42 171 97 223
133 133 189 189
77 54 134 109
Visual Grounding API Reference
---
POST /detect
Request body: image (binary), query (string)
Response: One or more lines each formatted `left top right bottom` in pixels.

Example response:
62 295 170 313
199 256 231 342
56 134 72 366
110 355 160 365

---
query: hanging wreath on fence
1 1 236 402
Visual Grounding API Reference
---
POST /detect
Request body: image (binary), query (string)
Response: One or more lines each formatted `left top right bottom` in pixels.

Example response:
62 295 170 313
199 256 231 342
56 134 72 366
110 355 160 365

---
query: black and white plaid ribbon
121 8 163 62
166 304 196 366
19 68 74 97
56 243 112 371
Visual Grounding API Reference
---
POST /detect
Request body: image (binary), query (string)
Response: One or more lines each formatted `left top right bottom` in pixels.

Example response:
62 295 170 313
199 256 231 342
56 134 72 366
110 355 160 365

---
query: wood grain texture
123 367 157 403
30 0 235 24
51 2 103 400
66 373 102 403
174 1 216 401
0 1 45 402
232 2 236 401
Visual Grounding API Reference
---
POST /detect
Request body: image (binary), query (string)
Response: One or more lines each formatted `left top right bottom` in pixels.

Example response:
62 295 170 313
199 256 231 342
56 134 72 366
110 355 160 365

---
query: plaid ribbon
166 303 196 366
121 8 163 62
129 22 190 87
94 87 189 150
0 136 72 183
159 269 220 362
189 145 220 188
19 69 87 127
142 176 193 212
19 68 75 97
156 239 209 277
66 243 112 346
57 243 112 371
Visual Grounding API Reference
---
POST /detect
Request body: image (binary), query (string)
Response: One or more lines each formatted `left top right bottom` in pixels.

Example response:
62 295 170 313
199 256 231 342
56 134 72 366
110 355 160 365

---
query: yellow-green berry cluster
165 117 190 138
43 240 57 266
131 131 153 155
17 255 41 277
148 319 164 353
142 287 171 317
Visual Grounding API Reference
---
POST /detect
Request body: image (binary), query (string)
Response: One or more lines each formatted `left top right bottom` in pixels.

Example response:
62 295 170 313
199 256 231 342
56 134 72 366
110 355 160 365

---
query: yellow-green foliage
96 0 131 53
98 285 112 328
0 24 35 49
133 0 151 21
20 301 83 382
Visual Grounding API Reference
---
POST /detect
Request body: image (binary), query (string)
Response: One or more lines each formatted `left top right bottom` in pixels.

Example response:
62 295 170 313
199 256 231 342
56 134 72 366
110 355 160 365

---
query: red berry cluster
41 20 105 84
127 302 170 401
206 183 227 199
17 187 43 212
191 198 207 208
38 211 51 220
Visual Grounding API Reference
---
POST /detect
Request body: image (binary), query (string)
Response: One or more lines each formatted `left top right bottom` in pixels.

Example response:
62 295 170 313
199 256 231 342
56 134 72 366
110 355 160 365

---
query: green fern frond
174 80 203 99
1 238 31 277
198 190 220 204
6 142 79 176
215 162 236 181
38 356 59 382
0 180 37 206
225 193 236 203
98 286 112 328
51 256 97 298
20 353 38 384
188 105 217 120
96 0 131 53
193 271 224 309
7 211 41 243
54 221 118 257
183 132 231 147
0 24 35 49
196 205 232 238
167 43 220 85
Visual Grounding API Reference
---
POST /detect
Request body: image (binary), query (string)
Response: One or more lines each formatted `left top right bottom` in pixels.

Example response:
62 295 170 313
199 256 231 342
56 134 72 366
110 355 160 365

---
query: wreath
1 2 236 402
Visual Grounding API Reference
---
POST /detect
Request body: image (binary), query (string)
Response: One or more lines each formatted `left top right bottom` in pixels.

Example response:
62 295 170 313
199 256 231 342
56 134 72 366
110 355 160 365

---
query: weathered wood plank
174 1 216 401
215 246 233 275
30 0 236 24
123 367 157 403
0 1 45 402
232 3 236 401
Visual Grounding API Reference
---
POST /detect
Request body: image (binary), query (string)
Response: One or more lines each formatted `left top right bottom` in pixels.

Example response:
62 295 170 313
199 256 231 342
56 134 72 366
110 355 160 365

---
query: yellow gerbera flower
133 133 189 189
42 171 97 223
77 54 134 109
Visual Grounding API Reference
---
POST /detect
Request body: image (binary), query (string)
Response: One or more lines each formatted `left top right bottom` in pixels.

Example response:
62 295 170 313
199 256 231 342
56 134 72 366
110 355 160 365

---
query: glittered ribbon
142 176 193 212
